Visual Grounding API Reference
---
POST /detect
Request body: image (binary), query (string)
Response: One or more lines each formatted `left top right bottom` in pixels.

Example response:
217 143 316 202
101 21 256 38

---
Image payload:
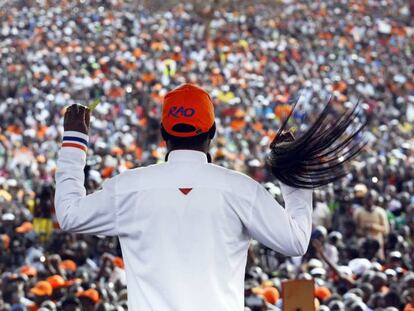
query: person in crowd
0 0 413 309
354 190 390 259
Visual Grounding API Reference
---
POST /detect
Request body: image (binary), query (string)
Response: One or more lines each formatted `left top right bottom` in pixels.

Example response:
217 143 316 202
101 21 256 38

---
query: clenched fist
64 104 90 134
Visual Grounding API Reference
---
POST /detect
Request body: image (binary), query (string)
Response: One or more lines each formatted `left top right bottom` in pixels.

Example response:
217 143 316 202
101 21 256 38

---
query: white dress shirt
55 136 312 311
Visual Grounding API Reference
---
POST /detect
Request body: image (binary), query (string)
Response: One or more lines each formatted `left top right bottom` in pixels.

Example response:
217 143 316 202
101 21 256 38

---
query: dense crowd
0 0 414 310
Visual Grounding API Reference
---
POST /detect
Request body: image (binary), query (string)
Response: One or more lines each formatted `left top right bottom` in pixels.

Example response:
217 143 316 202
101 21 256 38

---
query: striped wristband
62 131 89 152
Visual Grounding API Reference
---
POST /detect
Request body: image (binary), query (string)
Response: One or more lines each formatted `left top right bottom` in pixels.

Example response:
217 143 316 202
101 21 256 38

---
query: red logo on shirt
179 188 192 195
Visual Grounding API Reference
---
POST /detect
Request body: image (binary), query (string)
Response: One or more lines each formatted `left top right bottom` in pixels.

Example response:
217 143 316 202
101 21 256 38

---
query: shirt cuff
62 131 89 153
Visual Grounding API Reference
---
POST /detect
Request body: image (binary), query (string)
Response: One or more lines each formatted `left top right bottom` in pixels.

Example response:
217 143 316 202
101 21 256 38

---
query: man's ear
208 123 216 139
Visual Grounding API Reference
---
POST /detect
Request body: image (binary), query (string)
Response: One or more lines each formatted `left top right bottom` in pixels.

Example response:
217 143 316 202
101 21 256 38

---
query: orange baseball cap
20 265 37 277
77 288 100 304
60 259 77 272
47 275 68 289
16 221 33 233
260 287 280 304
113 256 125 269
314 286 332 301
30 281 53 296
162 84 215 137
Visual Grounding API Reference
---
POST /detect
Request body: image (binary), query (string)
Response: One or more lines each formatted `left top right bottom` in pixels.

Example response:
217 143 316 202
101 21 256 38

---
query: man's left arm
54 105 118 236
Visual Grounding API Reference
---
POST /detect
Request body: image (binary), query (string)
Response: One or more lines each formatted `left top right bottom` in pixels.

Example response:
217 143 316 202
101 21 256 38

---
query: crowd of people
0 0 414 310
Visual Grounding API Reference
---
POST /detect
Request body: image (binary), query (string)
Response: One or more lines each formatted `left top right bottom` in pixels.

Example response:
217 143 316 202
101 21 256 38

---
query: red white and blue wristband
62 131 89 152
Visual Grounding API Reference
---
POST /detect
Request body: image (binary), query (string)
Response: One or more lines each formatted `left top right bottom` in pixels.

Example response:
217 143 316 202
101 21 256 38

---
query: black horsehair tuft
266 98 367 189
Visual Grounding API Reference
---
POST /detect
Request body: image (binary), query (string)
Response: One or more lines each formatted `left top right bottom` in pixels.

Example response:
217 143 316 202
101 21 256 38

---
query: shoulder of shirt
207 163 260 195
107 163 165 192
117 161 258 184
208 163 258 183
119 162 165 177
112 162 259 197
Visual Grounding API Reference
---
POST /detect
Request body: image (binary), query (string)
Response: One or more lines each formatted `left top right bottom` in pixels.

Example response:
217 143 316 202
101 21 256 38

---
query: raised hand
64 104 91 134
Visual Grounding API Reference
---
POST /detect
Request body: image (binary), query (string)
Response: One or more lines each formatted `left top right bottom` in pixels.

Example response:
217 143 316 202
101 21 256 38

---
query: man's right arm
246 182 313 257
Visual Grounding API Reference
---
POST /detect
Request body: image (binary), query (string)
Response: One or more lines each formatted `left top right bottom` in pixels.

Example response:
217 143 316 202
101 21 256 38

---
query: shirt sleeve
246 183 313 257
54 131 118 236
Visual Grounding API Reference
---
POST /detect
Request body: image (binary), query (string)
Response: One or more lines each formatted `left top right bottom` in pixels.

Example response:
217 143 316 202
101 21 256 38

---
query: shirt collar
166 150 208 163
